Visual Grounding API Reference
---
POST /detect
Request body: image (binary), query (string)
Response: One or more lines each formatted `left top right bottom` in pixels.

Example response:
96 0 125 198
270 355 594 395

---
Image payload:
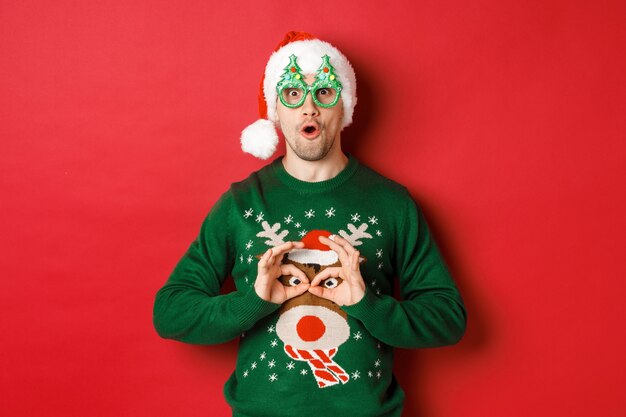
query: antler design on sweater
256 221 289 246
337 223 373 246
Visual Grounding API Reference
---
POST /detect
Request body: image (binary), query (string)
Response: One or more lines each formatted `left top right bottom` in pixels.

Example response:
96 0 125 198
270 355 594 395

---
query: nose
301 92 319 117
296 315 326 342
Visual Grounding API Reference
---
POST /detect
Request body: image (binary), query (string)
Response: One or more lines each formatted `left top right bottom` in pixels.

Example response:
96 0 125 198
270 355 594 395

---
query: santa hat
287 230 339 265
241 31 358 160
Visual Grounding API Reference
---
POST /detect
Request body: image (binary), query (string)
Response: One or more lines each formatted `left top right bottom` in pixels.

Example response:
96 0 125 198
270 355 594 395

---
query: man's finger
280 263 309 284
257 248 272 270
318 236 351 265
310 267 341 287
284 282 310 300
308 285 335 303
329 234 357 254
267 243 291 264
269 241 304 263
351 251 360 271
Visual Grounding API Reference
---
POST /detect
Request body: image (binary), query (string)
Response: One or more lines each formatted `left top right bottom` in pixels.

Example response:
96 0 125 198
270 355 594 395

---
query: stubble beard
283 123 336 162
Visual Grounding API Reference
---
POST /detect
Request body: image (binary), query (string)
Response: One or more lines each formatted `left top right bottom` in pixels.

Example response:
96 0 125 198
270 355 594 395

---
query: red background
2 1 625 416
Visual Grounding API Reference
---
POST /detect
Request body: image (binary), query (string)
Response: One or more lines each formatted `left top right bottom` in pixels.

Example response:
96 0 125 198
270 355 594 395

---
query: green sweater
153 153 466 417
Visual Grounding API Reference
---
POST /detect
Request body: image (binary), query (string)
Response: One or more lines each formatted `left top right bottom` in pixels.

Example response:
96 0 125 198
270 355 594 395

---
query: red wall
2 1 625 416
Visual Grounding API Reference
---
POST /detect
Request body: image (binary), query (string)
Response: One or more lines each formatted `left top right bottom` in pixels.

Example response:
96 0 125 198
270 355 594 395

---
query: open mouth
300 123 320 139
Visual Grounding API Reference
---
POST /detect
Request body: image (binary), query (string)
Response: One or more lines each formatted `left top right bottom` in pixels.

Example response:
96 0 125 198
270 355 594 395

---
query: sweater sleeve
153 191 280 345
341 191 467 348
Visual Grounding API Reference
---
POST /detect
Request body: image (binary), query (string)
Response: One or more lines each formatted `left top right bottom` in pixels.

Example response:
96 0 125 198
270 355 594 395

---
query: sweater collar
271 153 359 194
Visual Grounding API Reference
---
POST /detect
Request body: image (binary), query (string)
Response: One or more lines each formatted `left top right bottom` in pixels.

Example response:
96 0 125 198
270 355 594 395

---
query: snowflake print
260 352 267 361
239 254 244 263
353 331 363 341
244 208 253 219
377 262 384 270
368 371 373 378
351 370 361 380
270 339 278 348
243 370 249 378
304 209 315 219
286 361 295 370
376 249 383 258
300 369 308 376
247 255 253 264
376 288 381 295
377 343 381 349
251 361 257 370
376 370 382 379
269 373 278 382
255 212 264 223
371 280 377 287
294 222 301 228
284 215 293 224
325 207 336 218
298 229 308 238
245 240 253 250
244 276 249 284
375 359 381 368
351 213 361 222
368 216 379 225
268 359 276 369
267 325 275 333
376 230 382 237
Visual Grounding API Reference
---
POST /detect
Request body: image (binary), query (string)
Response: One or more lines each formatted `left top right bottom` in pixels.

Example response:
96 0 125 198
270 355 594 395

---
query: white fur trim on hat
264 39 357 129
287 248 339 266
240 119 279 160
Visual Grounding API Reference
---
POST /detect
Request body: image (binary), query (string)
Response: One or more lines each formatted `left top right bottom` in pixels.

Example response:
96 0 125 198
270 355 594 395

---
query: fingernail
329 235 336 241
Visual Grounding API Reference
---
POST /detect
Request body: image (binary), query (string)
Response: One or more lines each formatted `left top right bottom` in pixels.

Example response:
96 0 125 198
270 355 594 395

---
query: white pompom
241 119 279 160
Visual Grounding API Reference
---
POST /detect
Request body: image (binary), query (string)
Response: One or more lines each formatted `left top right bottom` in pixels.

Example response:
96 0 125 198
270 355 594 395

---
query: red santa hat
241 31 358 160
286 230 340 265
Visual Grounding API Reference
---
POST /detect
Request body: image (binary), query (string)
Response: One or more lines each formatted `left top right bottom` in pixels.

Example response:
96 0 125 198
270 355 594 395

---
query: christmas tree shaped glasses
277 54 343 108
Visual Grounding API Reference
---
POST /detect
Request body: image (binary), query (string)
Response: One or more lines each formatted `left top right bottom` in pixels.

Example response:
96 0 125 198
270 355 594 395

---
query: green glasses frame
276 54 343 109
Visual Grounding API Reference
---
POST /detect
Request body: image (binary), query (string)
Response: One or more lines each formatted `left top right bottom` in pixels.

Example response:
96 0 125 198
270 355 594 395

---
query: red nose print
296 315 326 342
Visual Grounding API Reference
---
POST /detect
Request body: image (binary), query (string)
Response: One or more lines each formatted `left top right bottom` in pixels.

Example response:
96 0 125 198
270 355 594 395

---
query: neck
282 144 349 182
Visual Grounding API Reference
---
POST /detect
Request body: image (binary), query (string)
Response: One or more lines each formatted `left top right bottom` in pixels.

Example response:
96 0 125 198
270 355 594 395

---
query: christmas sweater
153 153 466 417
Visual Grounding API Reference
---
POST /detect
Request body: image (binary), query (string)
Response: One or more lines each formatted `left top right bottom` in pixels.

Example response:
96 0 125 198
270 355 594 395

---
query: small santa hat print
241 31 357 160
287 230 339 266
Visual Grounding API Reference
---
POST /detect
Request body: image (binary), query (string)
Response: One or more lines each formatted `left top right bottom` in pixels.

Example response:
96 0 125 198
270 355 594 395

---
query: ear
274 98 282 123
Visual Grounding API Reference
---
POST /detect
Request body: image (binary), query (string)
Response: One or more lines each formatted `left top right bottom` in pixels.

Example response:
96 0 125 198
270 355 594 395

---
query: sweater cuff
233 287 281 329
341 287 381 325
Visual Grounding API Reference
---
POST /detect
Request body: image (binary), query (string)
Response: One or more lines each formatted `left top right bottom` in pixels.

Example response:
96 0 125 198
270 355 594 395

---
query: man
153 31 466 417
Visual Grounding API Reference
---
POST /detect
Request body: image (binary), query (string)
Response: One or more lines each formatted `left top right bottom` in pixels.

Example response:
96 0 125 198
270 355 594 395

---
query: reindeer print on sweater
155 155 466 416
237 206 388 389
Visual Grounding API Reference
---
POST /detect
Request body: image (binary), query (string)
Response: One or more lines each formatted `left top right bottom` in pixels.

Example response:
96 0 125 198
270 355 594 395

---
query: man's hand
254 241 309 304
308 235 366 306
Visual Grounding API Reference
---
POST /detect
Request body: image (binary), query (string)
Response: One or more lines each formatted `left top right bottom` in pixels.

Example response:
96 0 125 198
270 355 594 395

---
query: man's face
275 74 344 162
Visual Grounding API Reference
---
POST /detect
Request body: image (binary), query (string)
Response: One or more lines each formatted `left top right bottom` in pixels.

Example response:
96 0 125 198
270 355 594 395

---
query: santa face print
275 73 344 162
